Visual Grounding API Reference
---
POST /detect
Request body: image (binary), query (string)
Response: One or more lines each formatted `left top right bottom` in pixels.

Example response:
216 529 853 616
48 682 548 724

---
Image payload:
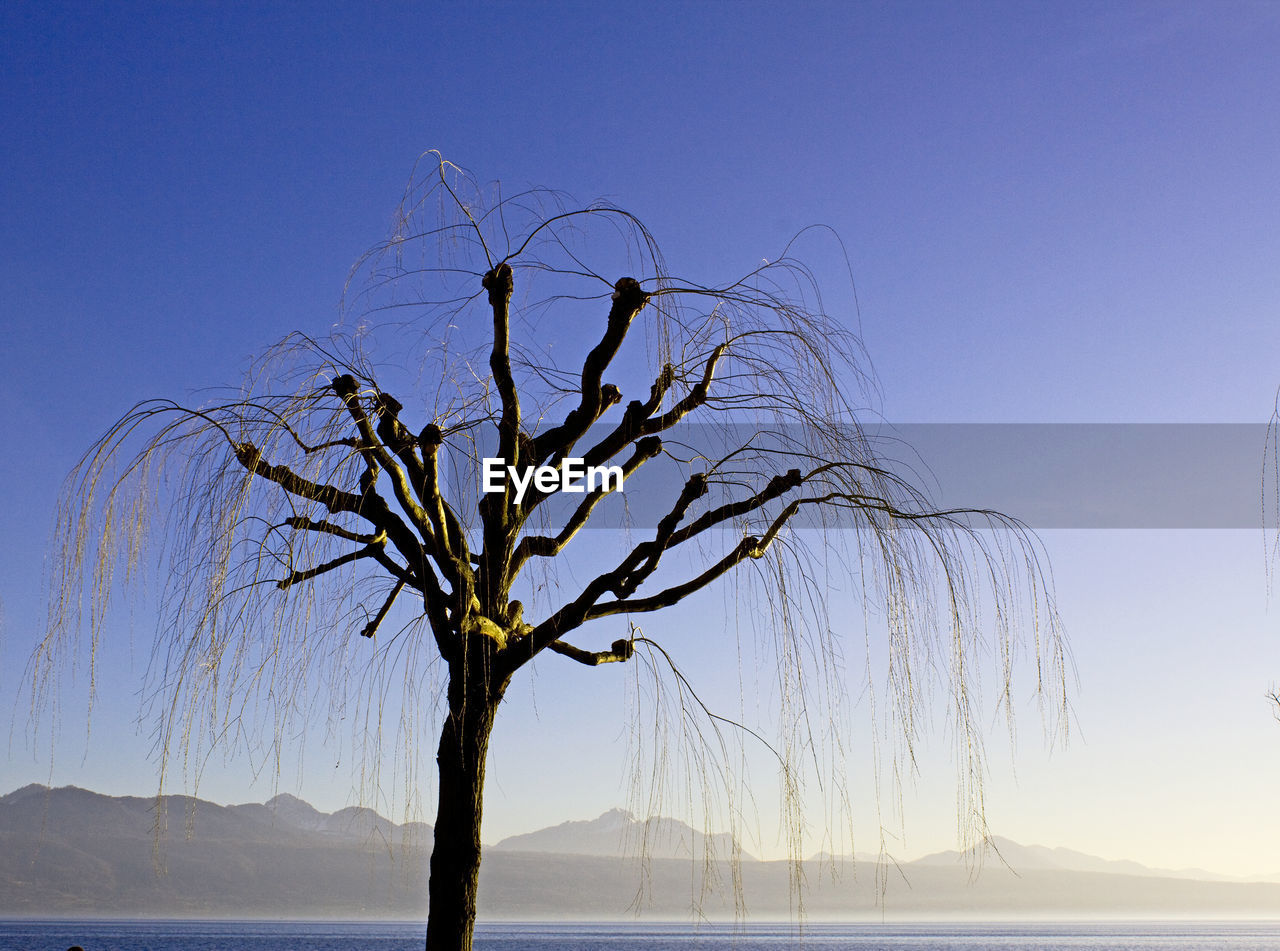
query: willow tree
32 157 1066 950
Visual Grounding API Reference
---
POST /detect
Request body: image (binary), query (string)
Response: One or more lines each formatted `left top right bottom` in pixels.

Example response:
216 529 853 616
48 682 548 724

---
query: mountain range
488 806 749 861
4 784 1280 920
910 836 1267 884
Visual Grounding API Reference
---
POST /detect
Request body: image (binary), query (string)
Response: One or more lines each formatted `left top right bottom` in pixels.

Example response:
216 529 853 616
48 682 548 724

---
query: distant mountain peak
263 792 310 808
910 835 1237 883
0 783 52 803
598 807 635 823
491 807 751 861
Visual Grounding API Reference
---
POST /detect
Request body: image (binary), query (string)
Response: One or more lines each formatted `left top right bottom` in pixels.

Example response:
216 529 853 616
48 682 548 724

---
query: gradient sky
4 1 1280 880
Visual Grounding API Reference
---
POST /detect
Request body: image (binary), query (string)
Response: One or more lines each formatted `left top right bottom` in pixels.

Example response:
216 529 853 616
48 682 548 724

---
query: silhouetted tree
32 157 1067 951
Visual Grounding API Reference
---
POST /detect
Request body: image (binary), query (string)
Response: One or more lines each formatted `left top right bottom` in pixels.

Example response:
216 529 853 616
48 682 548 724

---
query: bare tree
30 156 1067 950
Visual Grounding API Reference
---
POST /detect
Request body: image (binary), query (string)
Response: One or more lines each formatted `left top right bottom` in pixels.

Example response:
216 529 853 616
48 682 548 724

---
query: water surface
4 919 1280 951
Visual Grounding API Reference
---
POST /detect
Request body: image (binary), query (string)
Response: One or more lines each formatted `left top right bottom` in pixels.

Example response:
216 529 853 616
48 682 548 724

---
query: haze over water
5 921 1280 951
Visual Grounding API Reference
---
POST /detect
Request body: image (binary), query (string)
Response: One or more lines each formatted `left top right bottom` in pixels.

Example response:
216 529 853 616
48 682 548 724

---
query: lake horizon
7 917 1280 950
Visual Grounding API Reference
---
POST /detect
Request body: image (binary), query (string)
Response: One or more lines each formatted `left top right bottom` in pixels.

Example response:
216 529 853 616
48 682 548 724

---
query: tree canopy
31 156 1068 950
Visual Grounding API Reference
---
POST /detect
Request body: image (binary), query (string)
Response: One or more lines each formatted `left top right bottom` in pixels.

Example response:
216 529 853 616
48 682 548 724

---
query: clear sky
3 1 1280 880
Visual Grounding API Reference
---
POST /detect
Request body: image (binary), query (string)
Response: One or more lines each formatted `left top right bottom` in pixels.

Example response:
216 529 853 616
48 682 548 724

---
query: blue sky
4 1 1280 877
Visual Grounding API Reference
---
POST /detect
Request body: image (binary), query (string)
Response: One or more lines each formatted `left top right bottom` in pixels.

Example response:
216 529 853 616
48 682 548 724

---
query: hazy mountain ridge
910 835 1268 884
2 784 429 846
4 785 1280 919
490 806 751 861
0 784 434 917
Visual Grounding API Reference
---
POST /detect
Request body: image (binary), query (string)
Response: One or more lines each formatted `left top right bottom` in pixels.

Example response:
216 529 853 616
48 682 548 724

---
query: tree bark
425 662 503 951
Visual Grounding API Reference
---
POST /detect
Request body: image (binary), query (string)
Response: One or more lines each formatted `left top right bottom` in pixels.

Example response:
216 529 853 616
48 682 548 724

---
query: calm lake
3 921 1280 951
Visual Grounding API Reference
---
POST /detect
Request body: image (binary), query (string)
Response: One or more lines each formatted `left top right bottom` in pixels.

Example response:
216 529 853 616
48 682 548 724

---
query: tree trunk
425 664 502 951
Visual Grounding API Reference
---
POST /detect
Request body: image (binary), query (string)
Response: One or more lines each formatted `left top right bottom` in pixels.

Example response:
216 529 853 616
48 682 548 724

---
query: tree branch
586 525 780 619
373 391 429 499
332 375 437 545
636 342 725 438
512 468 711 666
234 442 367 516
277 532 388 590
587 490 897 620
530 277 649 468
483 262 520 466
360 578 407 638
546 637 635 666
605 470 710 599
234 438 450 637
282 516 383 545
477 262 523 620
509 435 663 576
665 466 804 549
565 343 725 483
514 466 832 664
419 423 475 611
